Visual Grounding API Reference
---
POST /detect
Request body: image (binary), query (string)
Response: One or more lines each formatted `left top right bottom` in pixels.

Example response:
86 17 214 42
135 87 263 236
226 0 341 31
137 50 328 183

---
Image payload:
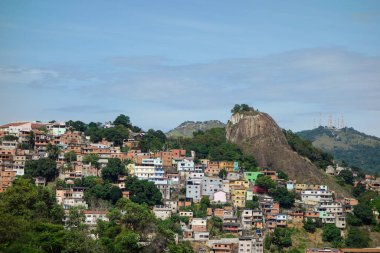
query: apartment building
239 237 264 253
0 170 17 192
301 190 333 205
202 176 223 198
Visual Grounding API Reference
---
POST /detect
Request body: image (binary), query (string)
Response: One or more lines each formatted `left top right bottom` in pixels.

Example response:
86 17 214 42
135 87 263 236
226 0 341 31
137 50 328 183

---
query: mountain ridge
297 126 380 173
166 120 226 138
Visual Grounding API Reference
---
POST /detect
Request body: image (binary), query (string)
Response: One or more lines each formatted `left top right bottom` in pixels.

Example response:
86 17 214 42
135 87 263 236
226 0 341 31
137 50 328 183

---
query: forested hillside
297 127 380 173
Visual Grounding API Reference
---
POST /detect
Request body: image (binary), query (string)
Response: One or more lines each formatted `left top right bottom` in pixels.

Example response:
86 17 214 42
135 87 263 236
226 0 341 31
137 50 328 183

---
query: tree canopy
322 224 342 245
231 104 255 114
25 158 58 182
101 158 126 183
124 176 162 206
283 129 334 169
255 175 276 190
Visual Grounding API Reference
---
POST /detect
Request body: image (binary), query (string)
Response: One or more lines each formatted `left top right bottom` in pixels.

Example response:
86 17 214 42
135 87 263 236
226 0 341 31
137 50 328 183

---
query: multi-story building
153 205 172 220
83 210 109 226
56 187 88 210
239 237 264 253
191 218 207 232
0 170 17 192
211 242 233 253
231 187 246 208
132 158 166 184
316 202 346 228
186 173 204 202
202 176 223 198
241 209 254 229
276 214 287 227
177 159 195 172
301 190 333 205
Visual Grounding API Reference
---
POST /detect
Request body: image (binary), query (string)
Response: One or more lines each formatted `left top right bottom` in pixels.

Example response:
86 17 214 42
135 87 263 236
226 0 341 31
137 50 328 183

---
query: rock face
226 111 350 196
166 120 226 138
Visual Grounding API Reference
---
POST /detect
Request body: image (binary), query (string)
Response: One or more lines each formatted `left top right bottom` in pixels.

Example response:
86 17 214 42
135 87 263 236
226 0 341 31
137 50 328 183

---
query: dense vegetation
283 129 334 169
0 178 192 253
167 127 257 169
297 126 380 173
230 104 256 114
25 158 58 182
65 114 143 147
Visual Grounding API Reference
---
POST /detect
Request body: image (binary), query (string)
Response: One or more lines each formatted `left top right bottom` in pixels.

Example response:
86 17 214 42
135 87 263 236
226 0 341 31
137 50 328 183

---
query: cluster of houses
0 121 379 252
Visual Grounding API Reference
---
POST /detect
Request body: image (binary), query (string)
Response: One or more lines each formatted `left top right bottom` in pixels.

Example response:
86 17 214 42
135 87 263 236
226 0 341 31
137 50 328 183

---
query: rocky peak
226 109 350 197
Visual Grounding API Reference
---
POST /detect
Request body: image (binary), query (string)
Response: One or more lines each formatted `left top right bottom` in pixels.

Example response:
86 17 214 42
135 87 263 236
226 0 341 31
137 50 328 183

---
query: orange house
170 149 186 159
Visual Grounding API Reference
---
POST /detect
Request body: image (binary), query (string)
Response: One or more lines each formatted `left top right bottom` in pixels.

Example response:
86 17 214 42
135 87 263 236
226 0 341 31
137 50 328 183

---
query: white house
212 190 227 203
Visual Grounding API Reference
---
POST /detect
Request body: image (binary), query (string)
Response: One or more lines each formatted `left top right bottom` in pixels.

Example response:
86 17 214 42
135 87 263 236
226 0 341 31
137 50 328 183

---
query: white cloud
1 48 380 135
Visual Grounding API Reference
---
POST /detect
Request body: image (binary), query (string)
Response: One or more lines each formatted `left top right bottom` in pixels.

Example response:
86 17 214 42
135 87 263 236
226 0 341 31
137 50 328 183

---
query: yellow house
219 161 234 172
230 180 250 189
231 188 247 208
295 184 321 192
200 159 210 166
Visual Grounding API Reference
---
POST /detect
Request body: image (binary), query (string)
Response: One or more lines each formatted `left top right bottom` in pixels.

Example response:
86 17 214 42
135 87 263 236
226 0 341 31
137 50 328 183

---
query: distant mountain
297 126 380 173
166 120 226 138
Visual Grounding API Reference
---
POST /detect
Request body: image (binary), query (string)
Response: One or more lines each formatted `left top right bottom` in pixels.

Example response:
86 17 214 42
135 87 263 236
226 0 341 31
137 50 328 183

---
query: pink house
213 190 227 203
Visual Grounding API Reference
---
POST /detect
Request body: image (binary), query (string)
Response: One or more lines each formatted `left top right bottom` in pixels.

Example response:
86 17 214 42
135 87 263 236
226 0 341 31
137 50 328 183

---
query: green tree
255 175 276 190
352 182 366 198
322 224 342 243
358 190 378 204
371 196 380 214
271 227 292 249
283 129 334 169
113 114 132 129
218 169 227 179
66 120 87 132
208 215 223 236
346 213 362 226
25 158 58 182
231 104 254 114
102 158 125 183
104 125 129 147
277 170 289 180
116 199 156 232
64 151 77 163
245 199 259 210
124 176 162 206
339 170 354 185
66 207 86 230
114 230 140 253
168 241 194 253
303 218 316 233
345 227 370 248
28 131 35 149
269 187 295 209
3 135 18 141
62 229 104 253
353 202 375 225
46 143 61 160
139 129 167 152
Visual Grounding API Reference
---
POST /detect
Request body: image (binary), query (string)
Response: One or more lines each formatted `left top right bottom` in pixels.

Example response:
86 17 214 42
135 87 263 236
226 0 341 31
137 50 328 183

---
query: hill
225 108 351 197
297 126 380 173
166 120 226 138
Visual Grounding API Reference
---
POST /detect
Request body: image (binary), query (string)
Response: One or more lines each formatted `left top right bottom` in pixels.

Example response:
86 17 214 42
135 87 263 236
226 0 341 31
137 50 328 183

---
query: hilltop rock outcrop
226 110 350 197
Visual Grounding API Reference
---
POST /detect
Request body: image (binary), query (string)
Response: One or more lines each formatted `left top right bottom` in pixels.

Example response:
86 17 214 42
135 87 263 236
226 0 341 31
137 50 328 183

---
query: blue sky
1 1 380 136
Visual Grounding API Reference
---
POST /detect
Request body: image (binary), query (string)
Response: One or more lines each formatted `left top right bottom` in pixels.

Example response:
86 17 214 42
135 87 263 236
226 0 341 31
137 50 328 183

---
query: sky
1 0 380 136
